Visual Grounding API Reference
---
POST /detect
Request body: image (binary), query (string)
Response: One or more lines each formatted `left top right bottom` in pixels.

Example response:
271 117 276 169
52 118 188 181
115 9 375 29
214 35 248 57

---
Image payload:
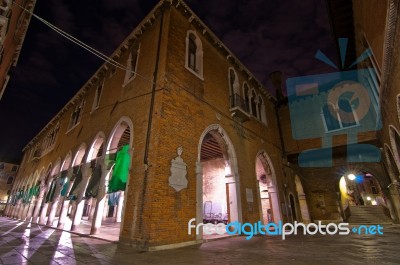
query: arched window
258 96 267 124
124 43 140 85
185 31 203 78
322 103 341 131
188 36 196 70
243 83 250 112
92 83 103 111
338 99 357 127
251 90 257 117
7 176 13 184
229 68 240 108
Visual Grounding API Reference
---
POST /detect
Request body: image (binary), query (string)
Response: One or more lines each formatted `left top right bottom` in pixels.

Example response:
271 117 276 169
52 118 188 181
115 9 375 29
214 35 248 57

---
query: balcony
229 93 250 122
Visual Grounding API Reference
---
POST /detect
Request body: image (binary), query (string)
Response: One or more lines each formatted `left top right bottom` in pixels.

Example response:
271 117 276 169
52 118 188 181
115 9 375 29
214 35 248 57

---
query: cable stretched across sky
12 0 153 84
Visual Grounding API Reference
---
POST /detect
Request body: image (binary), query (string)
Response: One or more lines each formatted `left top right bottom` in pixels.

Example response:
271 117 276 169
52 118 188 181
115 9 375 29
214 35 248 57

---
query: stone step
347 206 392 224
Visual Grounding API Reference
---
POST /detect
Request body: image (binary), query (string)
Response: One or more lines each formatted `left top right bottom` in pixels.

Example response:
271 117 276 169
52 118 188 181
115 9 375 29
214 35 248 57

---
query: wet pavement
0 217 400 265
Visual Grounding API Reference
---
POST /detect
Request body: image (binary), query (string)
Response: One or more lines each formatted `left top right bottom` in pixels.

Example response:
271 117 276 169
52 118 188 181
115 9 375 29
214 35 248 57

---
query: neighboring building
5 0 287 250
0 162 18 213
0 0 36 100
4 0 400 251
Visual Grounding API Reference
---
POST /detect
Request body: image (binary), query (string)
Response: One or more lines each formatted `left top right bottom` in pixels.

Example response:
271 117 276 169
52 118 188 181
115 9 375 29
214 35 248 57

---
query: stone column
88 198 97 221
57 168 73 229
39 180 55 225
26 197 37 220
46 173 63 226
195 162 203 241
268 186 282 223
90 159 112 235
11 199 21 219
32 182 46 223
298 194 311 223
71 164 91 231
102 194 109 221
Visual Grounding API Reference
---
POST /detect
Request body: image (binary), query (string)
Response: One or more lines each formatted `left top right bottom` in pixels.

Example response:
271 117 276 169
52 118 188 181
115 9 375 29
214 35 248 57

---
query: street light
348 174 356 180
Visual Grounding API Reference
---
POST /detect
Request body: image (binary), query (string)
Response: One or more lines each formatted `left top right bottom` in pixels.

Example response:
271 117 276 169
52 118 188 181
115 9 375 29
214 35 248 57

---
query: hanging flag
45 181 56 203
108 145 131 193
85 162 102 198
68 166 83 200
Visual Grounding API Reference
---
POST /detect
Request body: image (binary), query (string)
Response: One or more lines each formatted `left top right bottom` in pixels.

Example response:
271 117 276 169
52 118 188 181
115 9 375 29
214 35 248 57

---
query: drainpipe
269 71 290 222
139 10 165 235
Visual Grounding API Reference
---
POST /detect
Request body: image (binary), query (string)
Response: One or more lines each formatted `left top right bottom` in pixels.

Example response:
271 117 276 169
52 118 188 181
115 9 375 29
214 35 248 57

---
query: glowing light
347 174 356 180
367 196 371 201
372 200 377 205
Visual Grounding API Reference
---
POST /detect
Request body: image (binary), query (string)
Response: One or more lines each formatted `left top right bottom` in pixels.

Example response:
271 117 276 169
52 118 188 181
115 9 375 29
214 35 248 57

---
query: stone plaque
169 147 188 192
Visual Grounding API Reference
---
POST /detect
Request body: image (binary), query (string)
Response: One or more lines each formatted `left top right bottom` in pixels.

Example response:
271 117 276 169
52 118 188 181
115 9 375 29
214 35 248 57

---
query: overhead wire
12 0 154 85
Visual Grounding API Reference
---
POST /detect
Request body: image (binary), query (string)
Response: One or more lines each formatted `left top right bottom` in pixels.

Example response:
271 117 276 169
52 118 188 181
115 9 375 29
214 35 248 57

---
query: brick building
0 0 36 100
0 162 18 213
4 0 400 251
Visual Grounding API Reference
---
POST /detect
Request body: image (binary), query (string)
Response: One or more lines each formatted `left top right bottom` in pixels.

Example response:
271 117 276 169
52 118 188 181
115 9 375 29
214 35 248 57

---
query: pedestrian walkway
1 217 400 264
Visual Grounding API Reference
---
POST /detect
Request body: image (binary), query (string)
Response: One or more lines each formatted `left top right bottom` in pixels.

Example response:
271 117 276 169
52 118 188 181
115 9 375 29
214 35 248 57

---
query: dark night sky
0 0 338 163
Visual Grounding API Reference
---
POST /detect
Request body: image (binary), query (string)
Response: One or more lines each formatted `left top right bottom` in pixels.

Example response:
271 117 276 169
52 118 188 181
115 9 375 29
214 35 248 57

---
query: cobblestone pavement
0 217 399 265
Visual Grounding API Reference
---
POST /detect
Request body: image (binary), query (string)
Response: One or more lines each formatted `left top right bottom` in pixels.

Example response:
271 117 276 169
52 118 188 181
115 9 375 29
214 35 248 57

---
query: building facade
0 161 18 213
4 0 400 251
0 0 36 100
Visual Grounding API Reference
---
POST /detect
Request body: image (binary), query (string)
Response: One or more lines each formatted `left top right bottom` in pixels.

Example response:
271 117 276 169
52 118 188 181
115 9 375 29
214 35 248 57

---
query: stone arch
106 116 134 153
294 175 311 223
42 164 52 184
61 151 73 172
51 158 62 178
384 143 400 183
255 150 281 223
196 124 242 239
87 132 106 162
36 167 45 185
72 143 87 167
389 125 400 174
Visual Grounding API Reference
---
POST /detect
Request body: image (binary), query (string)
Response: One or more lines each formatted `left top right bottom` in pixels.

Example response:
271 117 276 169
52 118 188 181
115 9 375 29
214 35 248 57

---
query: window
251 90 257 117
7 176 13 184
68 99 85 130
185 31 203 78
258 96 267 124
92 83 103 111
322 103 341 131
322 100 358 132
243 83 250 112
124 44 140 85
188 37 196 70
228 68 240 108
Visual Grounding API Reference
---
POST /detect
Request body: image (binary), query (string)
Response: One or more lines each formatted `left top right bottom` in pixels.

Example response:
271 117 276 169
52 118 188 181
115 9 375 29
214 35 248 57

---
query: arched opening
39 161 60 224
294 175 311 223
61 144 86 229
88 117 133 240
339 171 392 224
197 125 241 240
71 134 105 232
389 126 400 174
256 151 281 224
385 144 400 183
